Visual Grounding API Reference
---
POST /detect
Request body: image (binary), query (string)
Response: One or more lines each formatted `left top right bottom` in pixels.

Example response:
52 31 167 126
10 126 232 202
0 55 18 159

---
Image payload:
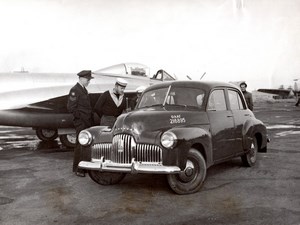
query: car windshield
137 86 206 109
138 87 169 108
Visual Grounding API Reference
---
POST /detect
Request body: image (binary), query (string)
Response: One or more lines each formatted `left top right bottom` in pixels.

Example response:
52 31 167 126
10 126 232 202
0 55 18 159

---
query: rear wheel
59 134 76 148
167 148 206 195
88 171 126 185
36 128 58 141
241 137 258 167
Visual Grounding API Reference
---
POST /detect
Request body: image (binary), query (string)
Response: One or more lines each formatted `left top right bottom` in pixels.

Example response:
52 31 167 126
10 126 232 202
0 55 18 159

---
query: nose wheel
36 128 58 141
59 134 76 148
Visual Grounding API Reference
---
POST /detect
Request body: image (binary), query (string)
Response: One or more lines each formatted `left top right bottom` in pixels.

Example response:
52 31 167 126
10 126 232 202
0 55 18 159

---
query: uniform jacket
94 90 126 118
67 83 93 132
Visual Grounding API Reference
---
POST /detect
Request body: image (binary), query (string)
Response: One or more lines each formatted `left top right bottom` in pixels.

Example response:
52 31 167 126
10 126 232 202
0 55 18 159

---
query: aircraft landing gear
36 128 58 141
36 128 76 148
59 134 76 148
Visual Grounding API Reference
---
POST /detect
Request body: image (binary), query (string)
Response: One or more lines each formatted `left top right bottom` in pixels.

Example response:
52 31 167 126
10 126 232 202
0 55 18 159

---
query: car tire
167 148 206 195
241 137 258 167
36 128 58 141
88 171 126 185
59 134 76 148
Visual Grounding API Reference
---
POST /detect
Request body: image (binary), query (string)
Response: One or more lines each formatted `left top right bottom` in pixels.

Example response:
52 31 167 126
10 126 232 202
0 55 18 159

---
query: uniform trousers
73 122 91 172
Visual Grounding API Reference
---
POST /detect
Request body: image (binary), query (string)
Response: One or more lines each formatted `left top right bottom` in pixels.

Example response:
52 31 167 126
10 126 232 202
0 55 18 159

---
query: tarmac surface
0 101 299 225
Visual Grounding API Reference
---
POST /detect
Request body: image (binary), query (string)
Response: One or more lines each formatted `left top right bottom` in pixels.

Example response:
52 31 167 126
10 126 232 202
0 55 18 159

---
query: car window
207 89 227 111
167 87 205 109
237 93 245 109
228 89 246 110
228 90 240 110
196 94 204 107
138 87 169 108
137 86 205 109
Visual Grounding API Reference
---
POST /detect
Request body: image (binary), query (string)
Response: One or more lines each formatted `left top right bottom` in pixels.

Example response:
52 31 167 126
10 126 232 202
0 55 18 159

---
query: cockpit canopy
93 63 175 81
94 63 149 77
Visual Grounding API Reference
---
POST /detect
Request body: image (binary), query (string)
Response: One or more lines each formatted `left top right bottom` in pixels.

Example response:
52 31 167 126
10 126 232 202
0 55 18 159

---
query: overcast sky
0 0 300 90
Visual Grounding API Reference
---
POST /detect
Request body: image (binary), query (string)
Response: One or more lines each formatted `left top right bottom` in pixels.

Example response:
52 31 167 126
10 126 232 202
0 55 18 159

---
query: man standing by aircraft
67 70 94 177
94 78 128 127
240 82 254 111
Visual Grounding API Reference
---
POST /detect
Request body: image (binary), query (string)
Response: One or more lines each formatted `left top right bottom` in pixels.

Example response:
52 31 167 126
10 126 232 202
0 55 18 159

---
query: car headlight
161 131 177 149
78 130 92 146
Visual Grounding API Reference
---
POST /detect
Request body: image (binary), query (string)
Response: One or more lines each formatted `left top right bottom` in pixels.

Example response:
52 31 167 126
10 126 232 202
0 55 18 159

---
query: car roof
146 80 239 92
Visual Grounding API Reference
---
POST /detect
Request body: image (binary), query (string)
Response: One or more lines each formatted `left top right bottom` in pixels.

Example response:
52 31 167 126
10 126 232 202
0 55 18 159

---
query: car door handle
227 115 233 118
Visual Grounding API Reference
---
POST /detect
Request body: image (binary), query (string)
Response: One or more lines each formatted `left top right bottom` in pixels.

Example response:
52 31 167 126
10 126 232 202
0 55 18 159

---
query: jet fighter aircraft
0 63 175 147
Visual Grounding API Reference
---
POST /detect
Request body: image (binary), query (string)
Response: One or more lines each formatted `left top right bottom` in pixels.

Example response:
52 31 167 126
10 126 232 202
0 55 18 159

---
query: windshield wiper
165 104 201 110
166 104 187 108
139 104 163 109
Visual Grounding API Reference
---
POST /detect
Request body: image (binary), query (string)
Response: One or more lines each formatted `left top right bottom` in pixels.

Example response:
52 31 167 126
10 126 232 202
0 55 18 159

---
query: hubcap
179 160 195 182
42 129 56 138
185 167 194 177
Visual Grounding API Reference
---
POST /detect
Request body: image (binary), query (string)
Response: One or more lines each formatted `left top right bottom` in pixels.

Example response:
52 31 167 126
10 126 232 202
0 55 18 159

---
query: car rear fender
253 122 268 152
242 118 267 152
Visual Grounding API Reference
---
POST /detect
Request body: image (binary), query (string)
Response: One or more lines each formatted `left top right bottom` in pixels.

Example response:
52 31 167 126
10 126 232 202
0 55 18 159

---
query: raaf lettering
170 114 186 124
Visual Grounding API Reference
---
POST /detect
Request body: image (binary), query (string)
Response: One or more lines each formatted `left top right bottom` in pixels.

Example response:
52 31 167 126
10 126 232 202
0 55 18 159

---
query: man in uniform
94 78 128 127
67 70 94 177
240 81 254 111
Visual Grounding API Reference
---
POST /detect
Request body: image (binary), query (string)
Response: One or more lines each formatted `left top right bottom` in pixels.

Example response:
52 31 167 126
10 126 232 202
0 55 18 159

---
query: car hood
113 107 209 143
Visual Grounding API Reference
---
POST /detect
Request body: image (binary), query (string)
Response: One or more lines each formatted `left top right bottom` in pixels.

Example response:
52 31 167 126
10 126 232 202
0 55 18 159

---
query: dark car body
78 81 268 194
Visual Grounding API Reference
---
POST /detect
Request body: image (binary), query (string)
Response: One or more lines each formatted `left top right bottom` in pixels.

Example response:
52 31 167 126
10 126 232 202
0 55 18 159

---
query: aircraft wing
257 88 294 98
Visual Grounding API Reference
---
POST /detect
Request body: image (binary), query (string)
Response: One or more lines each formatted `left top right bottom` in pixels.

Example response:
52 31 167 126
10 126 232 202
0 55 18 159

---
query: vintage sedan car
78 81 268 194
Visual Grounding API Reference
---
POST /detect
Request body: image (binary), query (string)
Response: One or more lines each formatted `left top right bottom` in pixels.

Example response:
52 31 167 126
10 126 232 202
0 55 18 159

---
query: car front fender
165 126 213 169
81 125 113 145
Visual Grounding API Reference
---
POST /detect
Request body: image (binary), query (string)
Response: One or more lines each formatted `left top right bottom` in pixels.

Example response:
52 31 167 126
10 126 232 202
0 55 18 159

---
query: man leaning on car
94 78 128 127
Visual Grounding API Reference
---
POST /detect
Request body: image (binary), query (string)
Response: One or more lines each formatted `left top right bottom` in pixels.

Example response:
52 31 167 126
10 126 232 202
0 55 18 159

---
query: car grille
91 134 162 164
92 143 111 160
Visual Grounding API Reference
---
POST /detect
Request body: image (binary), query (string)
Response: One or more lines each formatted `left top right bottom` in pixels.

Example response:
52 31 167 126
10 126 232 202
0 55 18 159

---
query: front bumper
78 156 181 174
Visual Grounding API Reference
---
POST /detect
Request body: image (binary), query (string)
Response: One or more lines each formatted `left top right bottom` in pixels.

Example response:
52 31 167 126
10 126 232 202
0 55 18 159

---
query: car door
206 89 236 161
227 88 252 154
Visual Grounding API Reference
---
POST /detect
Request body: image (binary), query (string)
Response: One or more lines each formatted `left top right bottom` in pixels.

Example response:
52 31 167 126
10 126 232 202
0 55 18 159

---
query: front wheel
88 171 126 185
241 137 258 167
167 148 206 195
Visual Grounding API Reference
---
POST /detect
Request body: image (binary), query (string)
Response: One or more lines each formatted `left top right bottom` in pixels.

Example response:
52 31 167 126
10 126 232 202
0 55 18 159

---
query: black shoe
75 171 86 177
